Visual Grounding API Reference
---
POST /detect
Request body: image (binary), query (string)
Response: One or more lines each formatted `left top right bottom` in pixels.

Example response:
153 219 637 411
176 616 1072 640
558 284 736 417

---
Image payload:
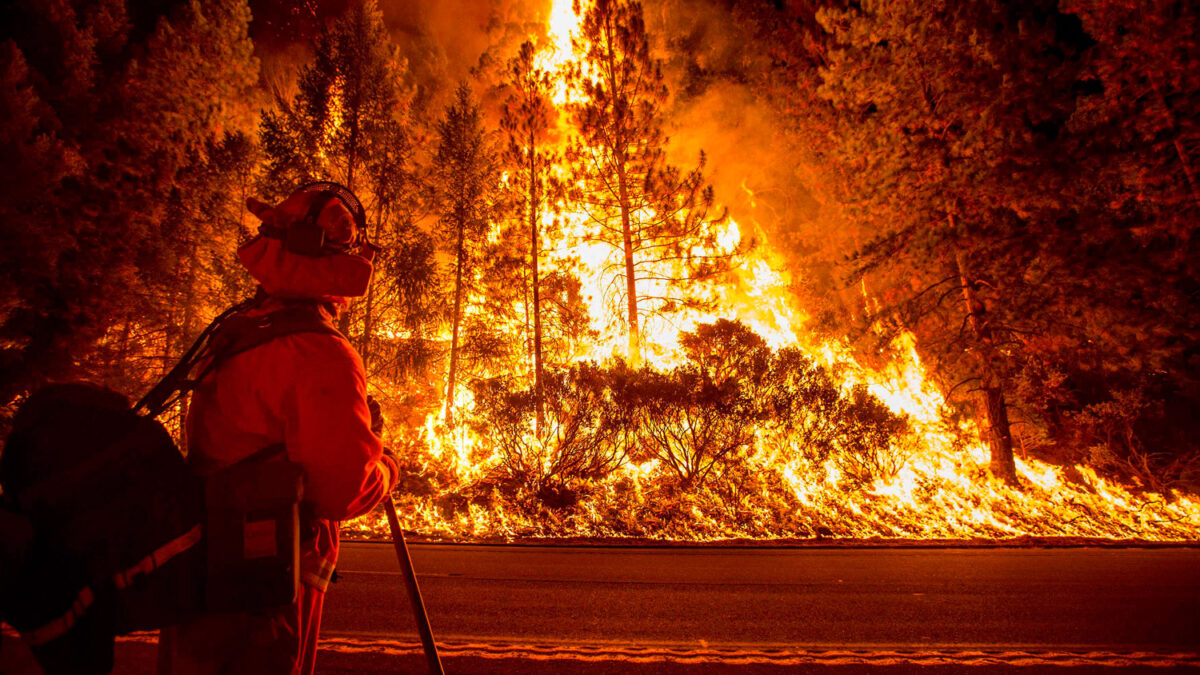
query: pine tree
258 0 431 361
1034 0 1200 477
430 83 499 426
816 0 1091 483
121 0 261 375
568 0 731 366
260 0 408 197
500 40 561 429
0 0 260 408
355 106 439 380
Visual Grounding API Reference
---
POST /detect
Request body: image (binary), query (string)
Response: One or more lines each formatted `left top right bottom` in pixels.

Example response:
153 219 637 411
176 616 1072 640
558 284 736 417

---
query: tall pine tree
816 0 1093 482
568 0 731 365
430 84 499 426
500 40 562 428
259 0 429 360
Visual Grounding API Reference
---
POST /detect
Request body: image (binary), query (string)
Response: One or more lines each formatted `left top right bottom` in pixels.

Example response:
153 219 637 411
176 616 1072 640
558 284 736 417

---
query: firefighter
157 183 400 675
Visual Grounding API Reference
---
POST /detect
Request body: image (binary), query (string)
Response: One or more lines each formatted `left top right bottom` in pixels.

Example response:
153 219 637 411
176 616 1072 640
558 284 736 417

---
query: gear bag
0 298 343 674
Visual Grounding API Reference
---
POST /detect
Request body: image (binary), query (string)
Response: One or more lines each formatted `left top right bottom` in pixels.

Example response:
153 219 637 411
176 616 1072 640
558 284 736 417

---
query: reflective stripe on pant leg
298 584 325 675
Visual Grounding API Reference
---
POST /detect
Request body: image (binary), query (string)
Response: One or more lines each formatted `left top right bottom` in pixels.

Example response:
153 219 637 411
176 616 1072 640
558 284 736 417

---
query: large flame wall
342 0 1200 543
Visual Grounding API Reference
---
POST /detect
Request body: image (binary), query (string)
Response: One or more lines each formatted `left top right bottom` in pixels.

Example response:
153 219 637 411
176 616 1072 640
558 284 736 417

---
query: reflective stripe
114 524 203 590
22 526 201 646
301 553 336 592
24 523 204 643
26 587 94 646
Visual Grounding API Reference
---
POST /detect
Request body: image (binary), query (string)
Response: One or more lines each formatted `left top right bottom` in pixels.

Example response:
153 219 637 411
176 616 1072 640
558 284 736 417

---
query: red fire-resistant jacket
185 193 394 594
184 297 392 590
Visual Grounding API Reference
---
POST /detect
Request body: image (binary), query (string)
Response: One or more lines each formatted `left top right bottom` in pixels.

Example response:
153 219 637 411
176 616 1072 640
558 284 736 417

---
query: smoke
380 0 548 112
644 0 834 299
252 0 552 117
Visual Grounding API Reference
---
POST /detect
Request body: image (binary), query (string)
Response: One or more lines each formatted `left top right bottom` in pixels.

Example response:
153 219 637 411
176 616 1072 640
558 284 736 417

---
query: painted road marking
114 633 1200 667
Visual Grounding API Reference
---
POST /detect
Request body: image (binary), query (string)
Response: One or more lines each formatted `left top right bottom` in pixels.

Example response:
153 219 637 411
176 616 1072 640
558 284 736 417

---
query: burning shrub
830 386 913 485
678 318 771 388
763 347 912 486
761 347 848 454
468 362 626 505
611 362 760 489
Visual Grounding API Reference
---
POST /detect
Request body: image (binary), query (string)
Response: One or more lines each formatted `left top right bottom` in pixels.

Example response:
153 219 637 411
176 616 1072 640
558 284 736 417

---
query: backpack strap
135 298 345 419
204 302 344 373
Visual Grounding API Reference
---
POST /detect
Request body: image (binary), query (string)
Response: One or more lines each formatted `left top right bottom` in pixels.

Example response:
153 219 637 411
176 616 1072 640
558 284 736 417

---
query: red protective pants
156 584 324 675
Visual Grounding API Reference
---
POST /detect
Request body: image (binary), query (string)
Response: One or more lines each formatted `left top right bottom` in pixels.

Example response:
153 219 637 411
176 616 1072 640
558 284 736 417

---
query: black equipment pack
0 297 343 674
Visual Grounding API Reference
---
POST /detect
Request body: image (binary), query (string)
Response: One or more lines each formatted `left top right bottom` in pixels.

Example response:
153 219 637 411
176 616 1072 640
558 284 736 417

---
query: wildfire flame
343 0 1200 543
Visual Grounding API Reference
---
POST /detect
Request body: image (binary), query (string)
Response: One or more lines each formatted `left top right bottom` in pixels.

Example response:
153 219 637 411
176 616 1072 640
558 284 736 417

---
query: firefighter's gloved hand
379 446 401 491
367 395 385 436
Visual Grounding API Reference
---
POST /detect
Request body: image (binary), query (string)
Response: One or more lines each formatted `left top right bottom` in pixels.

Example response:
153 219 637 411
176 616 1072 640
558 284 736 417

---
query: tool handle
384 496 444 675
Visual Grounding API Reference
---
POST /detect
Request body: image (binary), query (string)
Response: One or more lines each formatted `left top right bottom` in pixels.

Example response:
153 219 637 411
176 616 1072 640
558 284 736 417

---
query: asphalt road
313 542 1200 670
10 544 1199 674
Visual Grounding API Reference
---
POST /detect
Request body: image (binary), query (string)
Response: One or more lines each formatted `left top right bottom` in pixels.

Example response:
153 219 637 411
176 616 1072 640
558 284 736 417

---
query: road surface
8 543 1198 673
311 542 1200 671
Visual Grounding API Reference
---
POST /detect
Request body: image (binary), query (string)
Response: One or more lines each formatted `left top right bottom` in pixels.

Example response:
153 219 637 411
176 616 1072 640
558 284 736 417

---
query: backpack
0 296 342 674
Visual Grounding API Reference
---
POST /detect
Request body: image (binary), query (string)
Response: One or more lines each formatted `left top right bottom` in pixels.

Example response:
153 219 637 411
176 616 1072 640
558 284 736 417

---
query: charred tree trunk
616 165 640 367
337 114 361 337
528 137 545 430
954 243 1017 484
600 14 640 366
522 258 532 367
1142 78 1200 211
361 260 376 371
1151 78 1199 208
358 202 385 372
445 214 467 427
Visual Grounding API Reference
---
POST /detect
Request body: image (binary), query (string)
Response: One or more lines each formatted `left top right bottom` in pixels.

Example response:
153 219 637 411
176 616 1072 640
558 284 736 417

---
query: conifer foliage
748 0 1200 484
259 0 435 377
0 0 260 407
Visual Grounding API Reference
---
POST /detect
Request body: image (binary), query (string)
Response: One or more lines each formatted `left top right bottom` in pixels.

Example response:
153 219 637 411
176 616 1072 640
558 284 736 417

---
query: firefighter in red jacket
157 183 399 675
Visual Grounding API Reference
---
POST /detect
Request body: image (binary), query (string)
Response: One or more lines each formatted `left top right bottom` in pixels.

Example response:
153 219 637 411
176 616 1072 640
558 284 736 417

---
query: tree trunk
445 215 467 427
358 203 386 372
617 167 640 366
337 109 361 336
345 98 359 192
1151 78 1199 208
361 264 376 371
954 244 1017 484
602 11 640 366
529 138 545 431
176 260 199 445
522 257 532 368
